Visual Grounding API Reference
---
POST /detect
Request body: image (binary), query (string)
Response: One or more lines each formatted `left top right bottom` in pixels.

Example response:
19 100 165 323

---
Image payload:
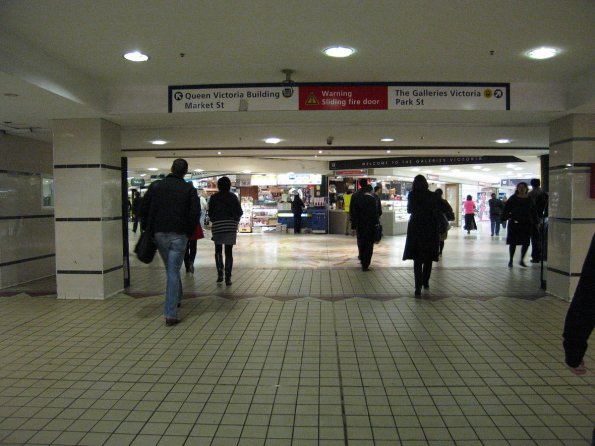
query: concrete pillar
547 114 595 300
52 119 123 299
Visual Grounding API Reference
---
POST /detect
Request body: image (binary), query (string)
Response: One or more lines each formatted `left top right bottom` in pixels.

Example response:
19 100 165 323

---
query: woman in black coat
291 193 305 234
501 182 537 267
208 177 243 285
403 175 443 296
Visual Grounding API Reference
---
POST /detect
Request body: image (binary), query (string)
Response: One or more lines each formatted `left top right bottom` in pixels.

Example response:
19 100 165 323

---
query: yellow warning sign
305 92 319 105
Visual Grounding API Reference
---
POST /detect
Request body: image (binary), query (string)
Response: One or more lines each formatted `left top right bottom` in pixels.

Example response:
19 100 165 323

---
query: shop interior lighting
242 170 252 174
123 51 149 62
150 139 167 145
193 169 204 172
441 167 450 171
140 174 146 177
472 165 483 170
506 164 515 168
513 167 523 170
265 137 281 144
526 47 559 60
482 168 491 172
147 167 158 171
495 139 511 144
323 46 355 58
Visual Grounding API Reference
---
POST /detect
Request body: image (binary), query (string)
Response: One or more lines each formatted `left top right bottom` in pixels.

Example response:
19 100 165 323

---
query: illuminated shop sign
277 173 322 185
330 156 524 170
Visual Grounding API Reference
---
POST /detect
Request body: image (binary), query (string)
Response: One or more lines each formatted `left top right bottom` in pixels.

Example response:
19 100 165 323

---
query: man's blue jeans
154 232 188 319
490 217 501 236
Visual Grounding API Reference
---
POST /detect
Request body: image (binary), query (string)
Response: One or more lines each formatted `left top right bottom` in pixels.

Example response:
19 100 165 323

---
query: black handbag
134 231 156 264
374 224 383 243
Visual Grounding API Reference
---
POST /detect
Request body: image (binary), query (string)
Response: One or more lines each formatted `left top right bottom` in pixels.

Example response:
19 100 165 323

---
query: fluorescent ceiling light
526 47 559 60
495 139 511 144
323 46 355 58
386 150 391 154
472 165 483 170
265 137 281 144
482 168 491 172
506 164 515 168
242 170 251 174
411 167 420 172
513 167 523 171
194 169 204 172
318 150 323 154
140 174 146 177
440 167 450 171
123 51 149 62
147 167 158 171
380 138 394 142
217 151 222 155
150 139 167 145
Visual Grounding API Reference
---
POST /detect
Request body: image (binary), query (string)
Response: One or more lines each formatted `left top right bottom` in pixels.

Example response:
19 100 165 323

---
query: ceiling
1 0 594 182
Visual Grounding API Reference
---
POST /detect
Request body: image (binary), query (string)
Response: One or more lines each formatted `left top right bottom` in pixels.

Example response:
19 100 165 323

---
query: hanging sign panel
169 85 298 113
169 82 509 113
389 84 508 110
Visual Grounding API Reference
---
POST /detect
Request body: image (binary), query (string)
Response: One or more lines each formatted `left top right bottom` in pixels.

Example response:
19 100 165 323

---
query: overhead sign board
330 156 524 171
169 82 510 113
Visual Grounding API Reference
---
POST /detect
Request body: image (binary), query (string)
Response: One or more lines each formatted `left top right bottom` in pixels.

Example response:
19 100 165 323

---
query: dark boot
215 254 224 282
224 255 233 286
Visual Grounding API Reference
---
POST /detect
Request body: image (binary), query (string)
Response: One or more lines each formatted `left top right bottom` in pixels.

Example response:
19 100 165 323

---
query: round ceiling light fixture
495 138 511 144
526 47 559 60
150 139 167 145
265 137 282 144
323 46 355 58
124 51 149 62
380 138 394 142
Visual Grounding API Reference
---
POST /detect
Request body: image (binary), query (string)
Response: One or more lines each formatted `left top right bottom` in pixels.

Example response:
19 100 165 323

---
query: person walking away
463 195 477 234
141 158 199 326
563 232 595 375
528 178 548 263
343 188 353 235
501 182 537 267
199 190 208 227
184 189 202 273
291 192 305 234
435 188 454 257
488 193 504 236
373 185 383 217
403 175 442 296
350 178 370 259
208 176 243 285
350 184 379 271
131 189 142 233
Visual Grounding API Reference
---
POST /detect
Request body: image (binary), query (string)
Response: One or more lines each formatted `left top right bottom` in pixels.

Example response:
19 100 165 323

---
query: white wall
0 134 55 288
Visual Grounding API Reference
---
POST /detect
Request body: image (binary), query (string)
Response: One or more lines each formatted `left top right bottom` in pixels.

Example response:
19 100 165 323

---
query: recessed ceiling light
513 167 523 171
123 51 149 62
242 170 251 174
150 139 167 145
441 167 450 171
452 169 461 173
147 167 158 171
140 174 146 177
323 46 355 58
194 169 204 172
411 167 421 172
380 138 394 142
495 139 511 144
314 155 318 158
318 150 323 154
506 164 515 168
386 150 391 154
217 151 222 155
526 47 559 60
472 165 483 170
482 168 491 172
265 137 281 144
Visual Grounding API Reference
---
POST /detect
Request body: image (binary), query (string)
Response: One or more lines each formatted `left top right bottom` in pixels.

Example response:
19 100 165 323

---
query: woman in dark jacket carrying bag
403 175 444 296
208 177 243 285
501 182 537 267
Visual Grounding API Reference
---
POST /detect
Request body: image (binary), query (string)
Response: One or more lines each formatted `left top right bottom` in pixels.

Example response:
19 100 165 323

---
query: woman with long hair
403 175 442 296
502 182 537 267
435 188 453 257
463 195 477 234
208 177 243 285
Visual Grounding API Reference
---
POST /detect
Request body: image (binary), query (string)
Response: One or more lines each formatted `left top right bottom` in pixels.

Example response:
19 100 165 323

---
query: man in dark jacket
141 159 200 326
350 184 379 271
563 232 595 375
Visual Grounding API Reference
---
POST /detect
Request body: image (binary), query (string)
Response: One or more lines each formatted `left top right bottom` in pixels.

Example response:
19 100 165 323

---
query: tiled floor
1 222 593 445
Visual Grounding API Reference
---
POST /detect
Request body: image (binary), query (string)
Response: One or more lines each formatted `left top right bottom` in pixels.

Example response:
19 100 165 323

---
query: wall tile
57 273 105 299
102 169 123 218
546 270 578 302
53 119 103 165
0 257 54 289
548 221 572 272
0 218 55 263
55 222 103 270
102 220 124 268
104 269 124 297
100 120 122 166
54 168 103 218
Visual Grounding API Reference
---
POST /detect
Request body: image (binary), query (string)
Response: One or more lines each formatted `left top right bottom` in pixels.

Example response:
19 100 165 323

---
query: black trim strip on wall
550 163 592 171
55 216 122 222
57 265 123 275
550 136 595 147
0 169 42 176
53 163 121 171
549 217 595 223
0 215 54 220
0 253 55 268
547 266 581 277
123 146 549 153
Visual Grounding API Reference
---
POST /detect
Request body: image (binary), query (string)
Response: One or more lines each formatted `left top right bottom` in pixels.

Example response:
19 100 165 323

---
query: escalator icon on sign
493 89 503 99
174 91 183 101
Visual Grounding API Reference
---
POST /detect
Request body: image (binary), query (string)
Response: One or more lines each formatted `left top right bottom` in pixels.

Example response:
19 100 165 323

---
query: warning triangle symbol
305 92 319 105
